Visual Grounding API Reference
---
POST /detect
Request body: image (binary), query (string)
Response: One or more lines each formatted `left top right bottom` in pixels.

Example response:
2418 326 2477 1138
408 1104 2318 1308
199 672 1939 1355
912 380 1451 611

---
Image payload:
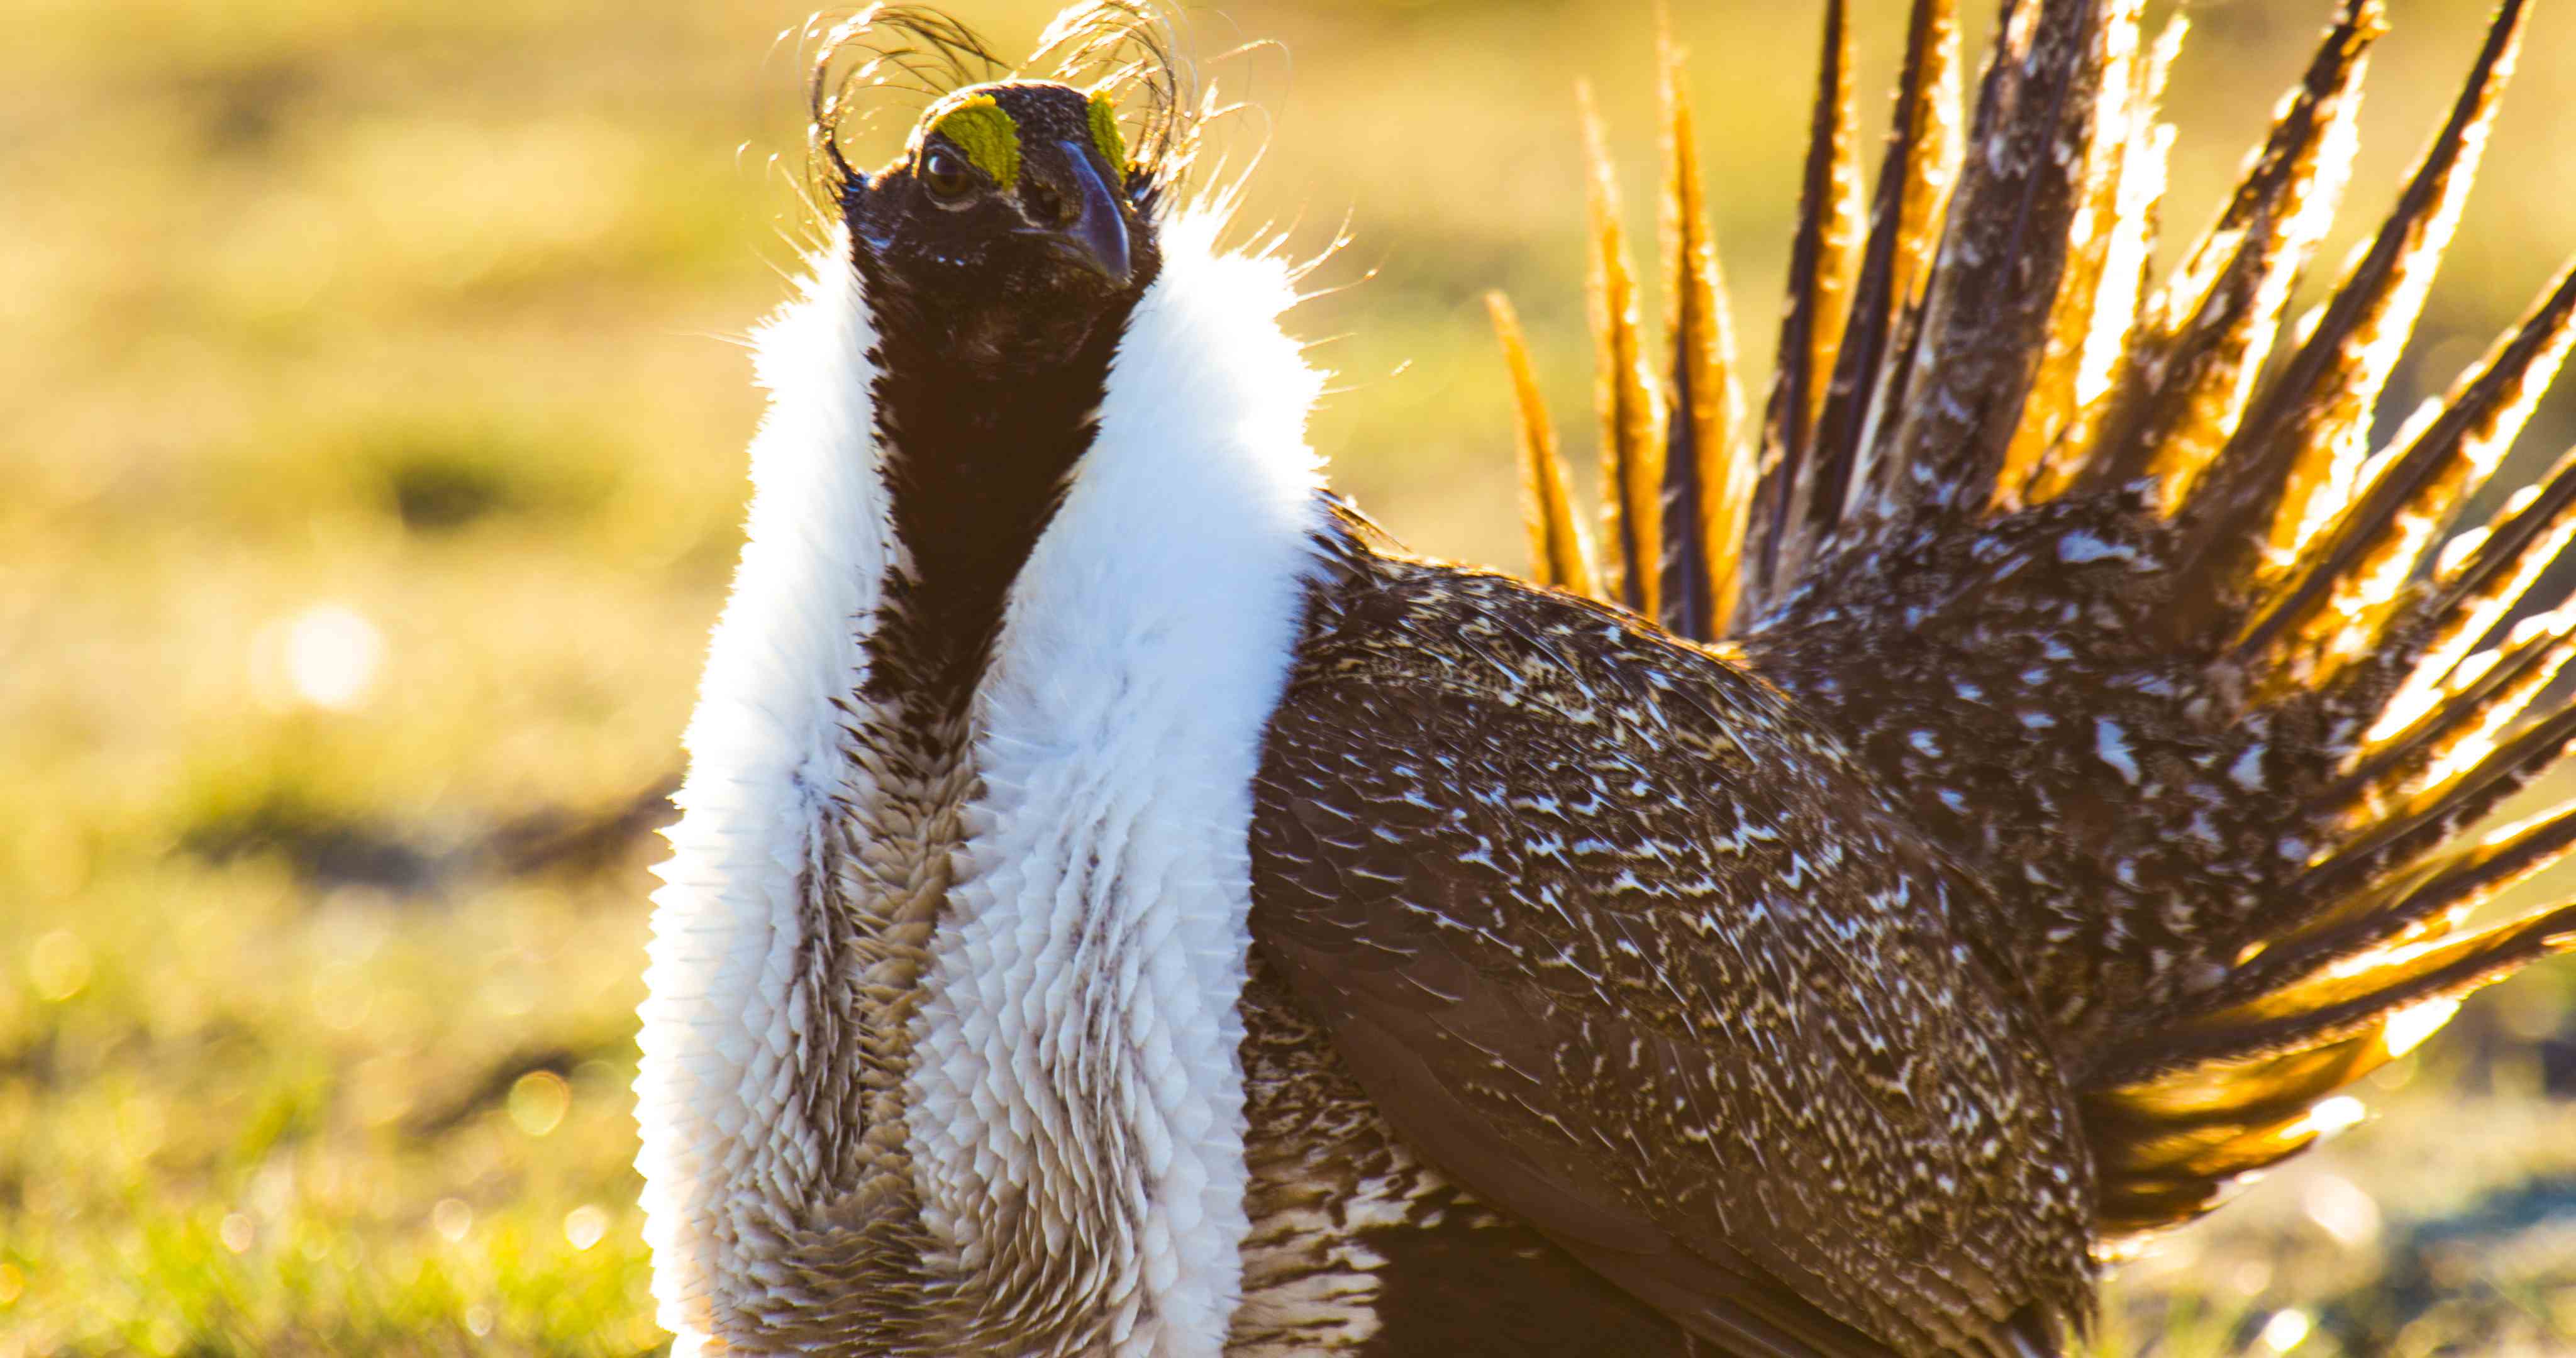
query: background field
8 0 2576 1353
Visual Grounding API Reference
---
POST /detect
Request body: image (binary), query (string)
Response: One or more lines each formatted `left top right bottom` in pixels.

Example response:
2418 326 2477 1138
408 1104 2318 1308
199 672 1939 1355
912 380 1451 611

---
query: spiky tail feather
1490 0 2576 1242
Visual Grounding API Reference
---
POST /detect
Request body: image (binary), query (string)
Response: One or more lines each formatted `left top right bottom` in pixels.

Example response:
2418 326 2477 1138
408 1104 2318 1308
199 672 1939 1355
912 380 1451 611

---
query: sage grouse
633 0 2576 1354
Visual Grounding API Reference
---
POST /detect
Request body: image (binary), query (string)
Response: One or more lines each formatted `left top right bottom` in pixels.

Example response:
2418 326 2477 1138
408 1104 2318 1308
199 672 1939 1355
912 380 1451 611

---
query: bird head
847 80 1159 372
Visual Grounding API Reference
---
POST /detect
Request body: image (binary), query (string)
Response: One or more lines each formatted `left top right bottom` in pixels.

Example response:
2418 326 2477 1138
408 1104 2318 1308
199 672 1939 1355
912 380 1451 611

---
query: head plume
808 3 1204 215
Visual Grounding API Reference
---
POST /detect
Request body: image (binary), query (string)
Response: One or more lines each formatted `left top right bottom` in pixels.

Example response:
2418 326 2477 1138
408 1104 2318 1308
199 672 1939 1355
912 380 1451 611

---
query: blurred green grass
7 0 2576 1354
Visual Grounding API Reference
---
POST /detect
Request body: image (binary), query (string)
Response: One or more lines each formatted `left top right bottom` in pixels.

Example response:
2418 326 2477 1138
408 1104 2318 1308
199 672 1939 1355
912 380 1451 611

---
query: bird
630 0 2576 1354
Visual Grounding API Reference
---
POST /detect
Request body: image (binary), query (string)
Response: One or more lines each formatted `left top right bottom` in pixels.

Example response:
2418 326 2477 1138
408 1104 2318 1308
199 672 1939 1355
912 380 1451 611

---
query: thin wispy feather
806 2 1205 208
1031 1 1196 177
808 5 1007 197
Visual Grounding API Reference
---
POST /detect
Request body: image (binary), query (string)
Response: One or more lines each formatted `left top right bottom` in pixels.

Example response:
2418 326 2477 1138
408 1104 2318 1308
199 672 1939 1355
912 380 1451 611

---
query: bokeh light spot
508 1069 570 1137
2259 1308 2311 1352
564 1203 608 1251
28 930 91 1002
253 604 386 710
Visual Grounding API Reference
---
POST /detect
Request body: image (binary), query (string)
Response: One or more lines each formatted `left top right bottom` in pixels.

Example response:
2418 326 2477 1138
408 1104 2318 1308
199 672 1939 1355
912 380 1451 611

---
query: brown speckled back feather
1250 517 2092 1355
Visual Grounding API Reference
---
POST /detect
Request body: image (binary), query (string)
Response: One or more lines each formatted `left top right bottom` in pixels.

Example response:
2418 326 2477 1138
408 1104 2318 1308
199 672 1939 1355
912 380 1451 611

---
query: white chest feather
635 214 1326 1357
635 238 909 1352
906 219 1326 1356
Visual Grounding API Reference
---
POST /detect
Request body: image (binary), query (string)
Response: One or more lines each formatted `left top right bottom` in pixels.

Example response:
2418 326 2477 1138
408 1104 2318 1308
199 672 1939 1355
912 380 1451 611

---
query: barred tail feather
1992 2 2170 514
2084 1030 2401 1235
1746 0 1864 613
2100 903 2576 1089
1652 22 1750 642
2336 610 2576 820
2358 439 2576 727
1780 0 1962 599
1579 81 1667 618
2077 0 2380 507
1860 0 2123 524
2231 261 2576 693
1487 292 1602 599
2248 805 2576 1003
2162 0 2530 643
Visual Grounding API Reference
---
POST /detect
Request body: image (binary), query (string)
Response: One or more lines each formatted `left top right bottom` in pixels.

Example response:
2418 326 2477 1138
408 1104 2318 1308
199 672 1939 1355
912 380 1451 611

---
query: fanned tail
1491 0 2576 1245
2080 2 2575 1232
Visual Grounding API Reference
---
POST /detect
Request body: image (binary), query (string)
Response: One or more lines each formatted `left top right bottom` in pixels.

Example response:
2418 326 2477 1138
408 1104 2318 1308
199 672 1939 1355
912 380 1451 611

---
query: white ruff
636 211 1326 1357
634 233 896 1354
905 212 1326 1355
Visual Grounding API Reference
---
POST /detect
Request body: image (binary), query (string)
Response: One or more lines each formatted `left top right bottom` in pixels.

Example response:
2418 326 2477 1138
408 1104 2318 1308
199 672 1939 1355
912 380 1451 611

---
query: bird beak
1024 141 1131 288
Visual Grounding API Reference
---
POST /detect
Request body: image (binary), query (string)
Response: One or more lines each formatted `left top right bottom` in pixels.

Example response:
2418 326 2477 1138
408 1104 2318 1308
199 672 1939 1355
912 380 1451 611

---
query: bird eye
921 146 977 204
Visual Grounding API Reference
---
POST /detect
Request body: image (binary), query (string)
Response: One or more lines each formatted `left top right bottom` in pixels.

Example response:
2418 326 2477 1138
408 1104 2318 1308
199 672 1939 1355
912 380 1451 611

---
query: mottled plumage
636 1 2576 1355
1249 514 2088 1355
